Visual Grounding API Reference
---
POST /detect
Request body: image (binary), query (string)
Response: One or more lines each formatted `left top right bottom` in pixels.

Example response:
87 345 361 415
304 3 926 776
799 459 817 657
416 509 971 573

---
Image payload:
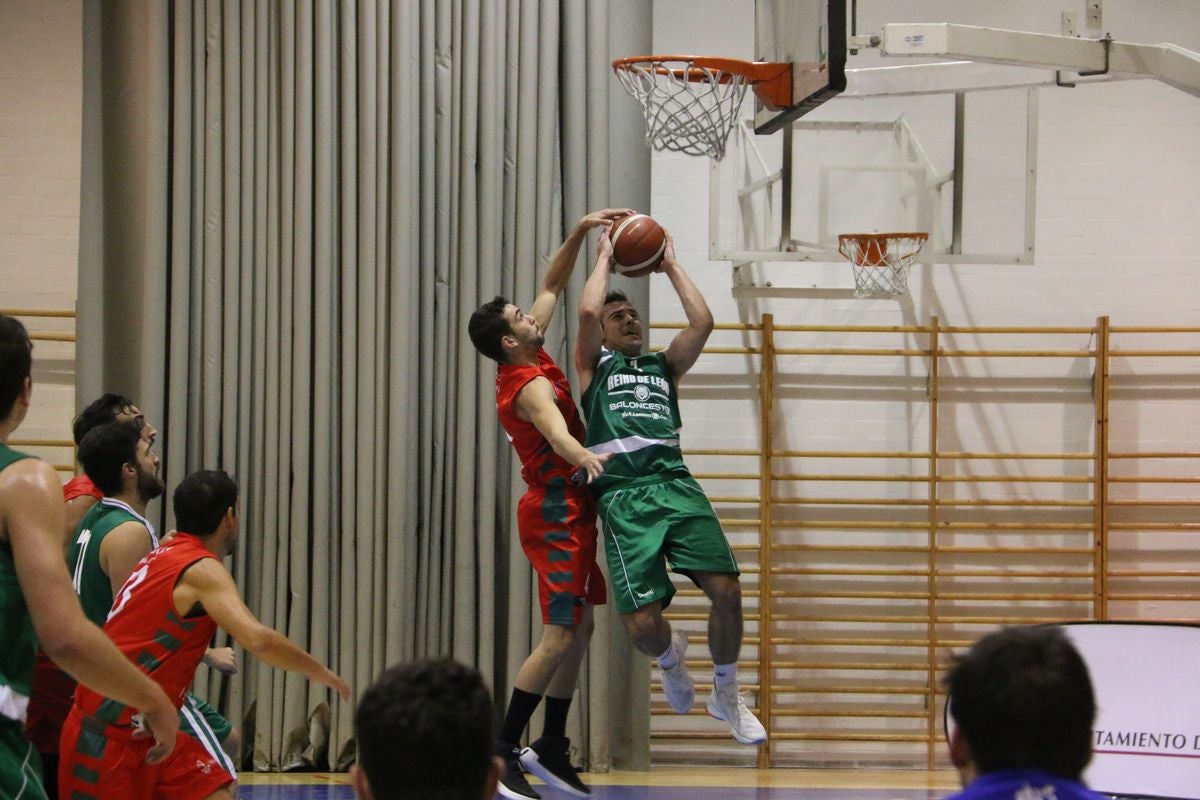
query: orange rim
838 232 929 267
612 55 793 110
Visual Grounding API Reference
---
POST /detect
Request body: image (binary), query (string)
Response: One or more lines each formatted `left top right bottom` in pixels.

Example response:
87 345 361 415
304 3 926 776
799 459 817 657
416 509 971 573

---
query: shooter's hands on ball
657 232 677 273
596 227 614 263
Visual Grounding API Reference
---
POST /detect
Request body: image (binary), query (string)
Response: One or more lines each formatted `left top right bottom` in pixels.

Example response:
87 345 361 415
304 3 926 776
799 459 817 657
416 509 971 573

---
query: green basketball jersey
582 349 690 495
0 443 35 723
68 498 157 625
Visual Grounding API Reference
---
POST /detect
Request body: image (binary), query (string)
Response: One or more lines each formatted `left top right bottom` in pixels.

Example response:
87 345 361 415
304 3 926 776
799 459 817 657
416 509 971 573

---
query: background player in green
575 229 766 745
0 313 179 799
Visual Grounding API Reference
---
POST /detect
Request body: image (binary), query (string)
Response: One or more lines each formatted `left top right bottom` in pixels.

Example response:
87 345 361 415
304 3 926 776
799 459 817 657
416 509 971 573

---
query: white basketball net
837 233 929 297
613 58 749 160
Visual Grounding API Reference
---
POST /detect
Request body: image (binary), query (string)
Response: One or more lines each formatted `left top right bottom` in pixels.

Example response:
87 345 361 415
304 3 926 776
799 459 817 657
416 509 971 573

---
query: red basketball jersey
497 348 585 487
63 473 102 502
73 533 218 730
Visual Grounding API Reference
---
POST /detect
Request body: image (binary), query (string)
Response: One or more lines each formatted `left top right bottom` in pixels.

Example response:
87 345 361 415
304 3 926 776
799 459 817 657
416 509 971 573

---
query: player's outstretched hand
581 208 634 230
203 646 239 674
579 451 612 484
133 692 181 764
327 672 352 702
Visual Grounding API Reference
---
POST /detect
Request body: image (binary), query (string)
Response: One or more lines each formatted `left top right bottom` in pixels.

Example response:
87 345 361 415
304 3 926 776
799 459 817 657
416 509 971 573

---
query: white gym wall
0 0 82 468
642 0 1200 765
647 0 1200 519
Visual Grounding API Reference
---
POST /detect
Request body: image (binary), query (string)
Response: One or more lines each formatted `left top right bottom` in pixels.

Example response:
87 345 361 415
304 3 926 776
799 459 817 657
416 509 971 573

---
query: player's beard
138 467 166 503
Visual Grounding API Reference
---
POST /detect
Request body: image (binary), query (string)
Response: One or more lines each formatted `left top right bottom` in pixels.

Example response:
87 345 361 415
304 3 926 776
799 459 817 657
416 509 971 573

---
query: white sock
657 641 680 671
713 662 738 691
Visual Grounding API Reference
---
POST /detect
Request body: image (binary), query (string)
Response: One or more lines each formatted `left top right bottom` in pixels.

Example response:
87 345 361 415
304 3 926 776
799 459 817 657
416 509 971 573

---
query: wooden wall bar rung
935 499 1093 507
938 349 1095 357
1108 349 1200 357
775 637 933 647
773 709 930 719
649 318 1199 767
1109 451 1200 458
1108 569 1200 577
772 661 930 671
774 497 931 506
765 733 933 743
936 545 1095 555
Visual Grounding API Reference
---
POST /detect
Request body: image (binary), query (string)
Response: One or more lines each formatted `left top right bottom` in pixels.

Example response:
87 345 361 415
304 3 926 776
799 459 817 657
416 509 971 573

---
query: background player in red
58 469 350 800
468 207 627 800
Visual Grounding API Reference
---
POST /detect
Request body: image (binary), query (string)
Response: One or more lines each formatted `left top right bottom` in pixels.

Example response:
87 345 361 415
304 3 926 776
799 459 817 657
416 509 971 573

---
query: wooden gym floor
237 767 960 799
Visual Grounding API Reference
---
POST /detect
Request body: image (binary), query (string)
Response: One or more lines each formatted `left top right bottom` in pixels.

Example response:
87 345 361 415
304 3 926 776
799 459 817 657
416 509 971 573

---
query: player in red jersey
58 469 350 800
468 208 628 800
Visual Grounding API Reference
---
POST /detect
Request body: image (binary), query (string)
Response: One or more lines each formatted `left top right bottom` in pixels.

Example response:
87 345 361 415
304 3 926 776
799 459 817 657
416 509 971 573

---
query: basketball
610 213 667 277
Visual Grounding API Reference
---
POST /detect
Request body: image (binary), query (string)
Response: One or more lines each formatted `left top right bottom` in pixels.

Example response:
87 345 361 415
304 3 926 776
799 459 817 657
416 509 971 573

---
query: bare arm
529 208 631 331
660 238 714 381
177 558 350 700
515 377 610 483
4 460 178 763
575 230 615 395
99 521 155 597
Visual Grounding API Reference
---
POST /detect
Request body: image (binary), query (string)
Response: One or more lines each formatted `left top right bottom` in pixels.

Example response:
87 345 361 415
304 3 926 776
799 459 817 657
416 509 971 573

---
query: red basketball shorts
59 707 235 800
517 484 607 625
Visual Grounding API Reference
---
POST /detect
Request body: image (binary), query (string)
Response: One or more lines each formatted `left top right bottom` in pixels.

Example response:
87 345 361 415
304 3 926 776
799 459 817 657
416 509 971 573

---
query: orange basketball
610 213 666 277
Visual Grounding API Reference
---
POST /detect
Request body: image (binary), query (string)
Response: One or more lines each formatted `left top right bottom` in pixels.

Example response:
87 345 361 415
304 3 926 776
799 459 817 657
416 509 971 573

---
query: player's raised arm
176 557 350 701
529 208 631 330
5 459 179 763
575 229 616 394
515 376 610 483
660 236 715 382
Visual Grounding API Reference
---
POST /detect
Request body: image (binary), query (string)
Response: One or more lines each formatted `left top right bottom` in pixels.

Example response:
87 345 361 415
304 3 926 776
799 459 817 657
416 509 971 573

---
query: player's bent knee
221 726 242 763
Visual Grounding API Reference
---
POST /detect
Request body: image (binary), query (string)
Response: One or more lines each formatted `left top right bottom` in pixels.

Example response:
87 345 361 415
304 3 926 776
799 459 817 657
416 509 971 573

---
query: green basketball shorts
0 717 48 800
597 475 739 615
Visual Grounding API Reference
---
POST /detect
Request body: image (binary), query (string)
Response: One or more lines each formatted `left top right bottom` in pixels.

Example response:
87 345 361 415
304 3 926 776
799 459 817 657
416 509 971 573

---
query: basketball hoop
612 56 791 160
837 232 929 297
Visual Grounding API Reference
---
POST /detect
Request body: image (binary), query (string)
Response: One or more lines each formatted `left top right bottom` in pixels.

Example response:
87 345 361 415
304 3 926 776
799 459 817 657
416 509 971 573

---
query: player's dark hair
603 290 629 306
77 421 143 497
173 469 239 536
944 625 1095 779
73 393 138 445
0 314 33 420
468 296 513 363
355 658 495 800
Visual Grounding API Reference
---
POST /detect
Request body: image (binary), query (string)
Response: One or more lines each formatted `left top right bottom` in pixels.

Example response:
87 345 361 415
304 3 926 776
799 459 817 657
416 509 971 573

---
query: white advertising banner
1064 622 1200 800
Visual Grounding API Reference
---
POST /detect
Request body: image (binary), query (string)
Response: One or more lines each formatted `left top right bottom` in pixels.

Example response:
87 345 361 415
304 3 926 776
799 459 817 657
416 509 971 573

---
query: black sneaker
498 745 541 800
519 736 590 798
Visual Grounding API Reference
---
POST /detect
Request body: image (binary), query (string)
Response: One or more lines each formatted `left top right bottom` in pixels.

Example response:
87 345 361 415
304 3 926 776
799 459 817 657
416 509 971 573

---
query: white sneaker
706 685 767 744
659 631 695 713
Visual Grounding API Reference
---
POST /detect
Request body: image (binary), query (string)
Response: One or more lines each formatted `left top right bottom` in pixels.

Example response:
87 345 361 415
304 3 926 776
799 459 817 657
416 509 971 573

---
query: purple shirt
945 769 1108 800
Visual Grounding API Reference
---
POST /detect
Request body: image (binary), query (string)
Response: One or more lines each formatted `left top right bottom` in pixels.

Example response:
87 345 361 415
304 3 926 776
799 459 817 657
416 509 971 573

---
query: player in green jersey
575 230 766 745
0 313 178 799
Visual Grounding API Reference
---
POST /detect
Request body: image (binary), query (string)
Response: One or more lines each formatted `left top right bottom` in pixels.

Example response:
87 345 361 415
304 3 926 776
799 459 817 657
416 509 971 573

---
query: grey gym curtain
77 0 650 771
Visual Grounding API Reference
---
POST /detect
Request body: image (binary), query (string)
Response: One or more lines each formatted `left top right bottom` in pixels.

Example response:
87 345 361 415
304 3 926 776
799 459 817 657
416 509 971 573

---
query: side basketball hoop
612 56 791 160
837 232 928 297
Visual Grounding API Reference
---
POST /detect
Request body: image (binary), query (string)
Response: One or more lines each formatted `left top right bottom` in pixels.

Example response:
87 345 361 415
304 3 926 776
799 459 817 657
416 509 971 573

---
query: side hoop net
837 232 929 297
612 56 791 160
